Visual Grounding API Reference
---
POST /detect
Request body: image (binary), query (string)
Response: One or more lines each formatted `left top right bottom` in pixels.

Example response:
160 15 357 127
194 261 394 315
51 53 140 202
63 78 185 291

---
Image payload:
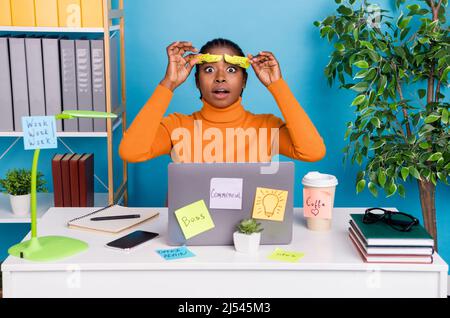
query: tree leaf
334 42 345 51
350 82 369 92
370 117 381 128
424 114 440 124
378 169 387 187
427 152 442 162
356 179 366 194
353 60 369 68
351 94 366 106
409 166 421 180
442 109 449 125
417 89 426 99
401 167 409 181
398 184 406 198
368 182 378 197
337 5 353 16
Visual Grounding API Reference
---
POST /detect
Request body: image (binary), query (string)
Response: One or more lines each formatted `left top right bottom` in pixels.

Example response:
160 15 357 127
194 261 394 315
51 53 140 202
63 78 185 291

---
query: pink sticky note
303 188 333 219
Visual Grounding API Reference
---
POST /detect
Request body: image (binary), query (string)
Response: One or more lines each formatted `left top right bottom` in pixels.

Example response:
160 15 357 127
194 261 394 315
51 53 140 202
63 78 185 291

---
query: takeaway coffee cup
302 171 338 231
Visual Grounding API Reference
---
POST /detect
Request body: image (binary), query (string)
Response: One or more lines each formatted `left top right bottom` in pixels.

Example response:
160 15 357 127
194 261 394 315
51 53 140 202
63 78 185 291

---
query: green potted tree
314 0 449 249
0 168 47 216
233 218 264 254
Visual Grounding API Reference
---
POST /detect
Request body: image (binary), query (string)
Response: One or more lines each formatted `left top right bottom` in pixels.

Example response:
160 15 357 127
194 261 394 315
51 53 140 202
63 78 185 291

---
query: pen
90 214 141 221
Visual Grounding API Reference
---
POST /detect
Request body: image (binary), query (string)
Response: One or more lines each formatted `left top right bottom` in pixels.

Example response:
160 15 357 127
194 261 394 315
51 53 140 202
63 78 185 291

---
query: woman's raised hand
160 41 199 91
248 51 282 87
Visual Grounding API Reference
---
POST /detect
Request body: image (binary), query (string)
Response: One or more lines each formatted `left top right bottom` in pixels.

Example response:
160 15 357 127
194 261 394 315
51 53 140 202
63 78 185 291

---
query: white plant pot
9 193 31 216
233 231 261 254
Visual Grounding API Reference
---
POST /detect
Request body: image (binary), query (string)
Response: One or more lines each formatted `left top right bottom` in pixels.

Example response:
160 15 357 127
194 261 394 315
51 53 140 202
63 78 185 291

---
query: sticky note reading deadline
156 246 195 261
22 116 58 150
268 248 305 263
175 200 215 240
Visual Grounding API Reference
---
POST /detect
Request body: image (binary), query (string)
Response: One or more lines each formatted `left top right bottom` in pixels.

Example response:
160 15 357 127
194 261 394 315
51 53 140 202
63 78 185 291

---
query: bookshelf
0 0 128 222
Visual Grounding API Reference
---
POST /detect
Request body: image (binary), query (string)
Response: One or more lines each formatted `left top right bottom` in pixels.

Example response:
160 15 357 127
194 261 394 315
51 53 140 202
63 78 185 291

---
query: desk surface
2 207 448 272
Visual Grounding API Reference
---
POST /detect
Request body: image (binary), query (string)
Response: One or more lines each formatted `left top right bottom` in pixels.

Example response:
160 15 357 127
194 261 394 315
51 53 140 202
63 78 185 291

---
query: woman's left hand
248 51 282 87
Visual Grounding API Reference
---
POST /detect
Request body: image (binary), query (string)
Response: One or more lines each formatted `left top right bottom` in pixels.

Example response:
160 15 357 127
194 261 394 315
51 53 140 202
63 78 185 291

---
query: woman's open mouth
212 88 230 99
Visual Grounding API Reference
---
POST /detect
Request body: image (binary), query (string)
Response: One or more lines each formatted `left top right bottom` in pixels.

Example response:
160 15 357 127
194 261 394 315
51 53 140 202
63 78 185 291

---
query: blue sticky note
156 246 195 261
22 116 58 150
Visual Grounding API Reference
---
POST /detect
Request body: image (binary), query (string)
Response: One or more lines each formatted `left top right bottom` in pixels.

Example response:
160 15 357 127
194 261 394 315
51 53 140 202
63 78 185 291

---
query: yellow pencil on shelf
81 0 103 28
35 0 59 27
58 0 81 27
11 0 36 26
0 0 12 26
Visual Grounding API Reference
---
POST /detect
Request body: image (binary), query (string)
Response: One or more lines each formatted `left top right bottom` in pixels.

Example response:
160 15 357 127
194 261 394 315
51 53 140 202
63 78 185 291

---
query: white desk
1 207 448 298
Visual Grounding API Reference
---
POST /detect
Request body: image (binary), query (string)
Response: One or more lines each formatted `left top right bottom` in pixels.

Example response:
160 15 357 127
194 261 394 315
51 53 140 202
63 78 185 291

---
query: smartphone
106 230 159 251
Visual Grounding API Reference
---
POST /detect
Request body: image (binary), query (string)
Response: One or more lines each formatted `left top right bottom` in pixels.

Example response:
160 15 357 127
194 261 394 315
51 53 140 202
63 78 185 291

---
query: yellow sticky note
268 248 305 263
252 187 288 222
196 53 223 64
224 54 250 69
175 200 215 240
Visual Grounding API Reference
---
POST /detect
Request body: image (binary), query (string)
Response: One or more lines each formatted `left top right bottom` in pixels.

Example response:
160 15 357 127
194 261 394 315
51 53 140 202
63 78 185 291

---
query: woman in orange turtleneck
119 38 326 164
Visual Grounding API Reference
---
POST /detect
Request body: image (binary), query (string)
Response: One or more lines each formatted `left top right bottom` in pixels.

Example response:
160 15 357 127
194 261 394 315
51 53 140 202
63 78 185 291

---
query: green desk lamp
8 110 117 262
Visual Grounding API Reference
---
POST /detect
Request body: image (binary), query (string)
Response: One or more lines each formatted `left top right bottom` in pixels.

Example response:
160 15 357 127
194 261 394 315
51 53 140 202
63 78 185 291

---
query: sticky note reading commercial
268 248 305 263
175 200 215 240
303 188 333 219
22 116 58 150
156 246 195 261
209 178 243 210
252 187 288 222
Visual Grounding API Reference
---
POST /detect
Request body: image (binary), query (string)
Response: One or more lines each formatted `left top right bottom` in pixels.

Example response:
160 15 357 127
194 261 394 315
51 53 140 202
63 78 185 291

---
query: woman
119 38 326 163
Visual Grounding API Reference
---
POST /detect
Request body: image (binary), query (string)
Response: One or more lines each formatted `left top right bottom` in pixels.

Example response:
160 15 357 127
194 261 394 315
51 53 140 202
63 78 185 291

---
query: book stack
52 153 94 207
349 214 434 264
0 34 119 133
0 0 104 28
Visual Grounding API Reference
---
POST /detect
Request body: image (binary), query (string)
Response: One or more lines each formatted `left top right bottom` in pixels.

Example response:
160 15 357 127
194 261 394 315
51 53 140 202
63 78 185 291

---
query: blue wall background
0 0 448 268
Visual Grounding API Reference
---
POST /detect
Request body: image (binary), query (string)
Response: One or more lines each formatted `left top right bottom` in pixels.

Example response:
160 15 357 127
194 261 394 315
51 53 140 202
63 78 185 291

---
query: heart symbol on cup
311 209 320 216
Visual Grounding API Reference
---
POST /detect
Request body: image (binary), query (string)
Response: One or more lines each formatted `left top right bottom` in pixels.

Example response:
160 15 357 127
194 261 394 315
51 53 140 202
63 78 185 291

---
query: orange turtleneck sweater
119 78 326 163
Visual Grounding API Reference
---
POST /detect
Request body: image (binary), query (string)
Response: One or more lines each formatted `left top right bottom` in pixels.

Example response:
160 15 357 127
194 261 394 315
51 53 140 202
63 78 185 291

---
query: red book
61 153 75 207
69 153 83 207
51 154 64 207
79 153 94 207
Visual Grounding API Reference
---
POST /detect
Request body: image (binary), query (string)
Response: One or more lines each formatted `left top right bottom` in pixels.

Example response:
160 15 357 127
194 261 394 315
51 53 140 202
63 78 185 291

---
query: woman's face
196 46 247 109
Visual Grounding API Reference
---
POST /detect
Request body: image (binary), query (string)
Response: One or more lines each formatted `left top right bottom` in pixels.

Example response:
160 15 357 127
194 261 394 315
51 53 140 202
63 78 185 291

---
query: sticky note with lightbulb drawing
252 187 288 222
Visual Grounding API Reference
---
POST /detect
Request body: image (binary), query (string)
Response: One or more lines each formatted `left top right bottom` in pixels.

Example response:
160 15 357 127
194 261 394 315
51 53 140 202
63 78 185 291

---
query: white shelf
0 25 120 33
0 117 122 138
0 192 109 223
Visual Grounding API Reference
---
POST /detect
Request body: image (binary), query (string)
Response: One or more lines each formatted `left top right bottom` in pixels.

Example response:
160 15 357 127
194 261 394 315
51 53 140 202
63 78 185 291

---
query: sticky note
196 53 223 64
175 200 215 240
209 178 243 210
224 54 250 69
252 187 288 222
22 116 58 150
156 246 195 261
303 188 333 219
268 248 305 263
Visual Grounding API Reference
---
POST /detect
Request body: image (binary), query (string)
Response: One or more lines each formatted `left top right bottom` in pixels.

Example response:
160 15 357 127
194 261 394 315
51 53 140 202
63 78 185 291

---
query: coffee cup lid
302 171 338 187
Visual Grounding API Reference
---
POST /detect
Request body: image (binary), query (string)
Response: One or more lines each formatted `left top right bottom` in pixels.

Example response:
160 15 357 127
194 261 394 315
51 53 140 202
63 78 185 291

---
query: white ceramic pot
9 193 31 216
233 231 261 254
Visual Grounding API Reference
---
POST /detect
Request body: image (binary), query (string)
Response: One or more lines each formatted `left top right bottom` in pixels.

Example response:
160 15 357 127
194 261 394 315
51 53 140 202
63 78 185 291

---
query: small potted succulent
0 168 47 216
233 218 264 254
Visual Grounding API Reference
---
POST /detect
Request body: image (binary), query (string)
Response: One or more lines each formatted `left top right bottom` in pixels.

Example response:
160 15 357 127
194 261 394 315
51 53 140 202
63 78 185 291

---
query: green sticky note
175 200 215 240
268 248 305 263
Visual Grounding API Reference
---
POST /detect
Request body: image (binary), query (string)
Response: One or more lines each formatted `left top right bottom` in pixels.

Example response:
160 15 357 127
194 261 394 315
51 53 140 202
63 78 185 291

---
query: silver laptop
167 162 294 246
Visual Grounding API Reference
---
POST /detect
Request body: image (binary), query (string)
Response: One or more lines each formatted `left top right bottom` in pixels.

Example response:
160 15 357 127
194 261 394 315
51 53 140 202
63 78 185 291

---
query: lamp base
8 236 88 262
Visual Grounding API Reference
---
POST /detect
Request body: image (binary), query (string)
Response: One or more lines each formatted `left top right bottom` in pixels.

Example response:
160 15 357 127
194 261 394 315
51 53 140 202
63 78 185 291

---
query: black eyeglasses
363 208 419 232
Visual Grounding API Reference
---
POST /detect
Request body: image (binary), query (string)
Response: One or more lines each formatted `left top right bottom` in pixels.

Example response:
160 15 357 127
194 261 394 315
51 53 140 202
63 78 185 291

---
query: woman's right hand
160 41 199 92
